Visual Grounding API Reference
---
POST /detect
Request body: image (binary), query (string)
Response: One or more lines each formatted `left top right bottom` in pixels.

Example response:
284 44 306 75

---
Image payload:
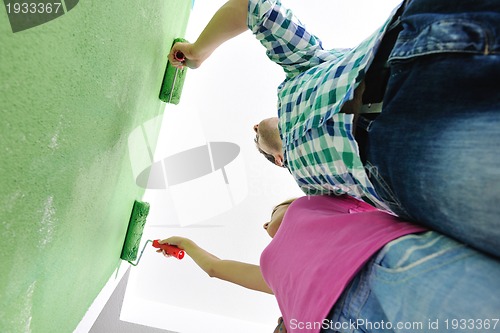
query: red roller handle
152 240 185 260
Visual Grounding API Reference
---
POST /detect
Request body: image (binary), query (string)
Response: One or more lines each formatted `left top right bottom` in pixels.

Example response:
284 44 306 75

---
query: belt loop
357 115 375 132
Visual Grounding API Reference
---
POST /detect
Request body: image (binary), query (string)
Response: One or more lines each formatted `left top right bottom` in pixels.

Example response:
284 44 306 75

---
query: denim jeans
322 231 500 333
364 0 500 257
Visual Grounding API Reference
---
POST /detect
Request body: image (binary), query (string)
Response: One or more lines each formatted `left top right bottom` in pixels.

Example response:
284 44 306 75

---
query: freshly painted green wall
0 1 191 332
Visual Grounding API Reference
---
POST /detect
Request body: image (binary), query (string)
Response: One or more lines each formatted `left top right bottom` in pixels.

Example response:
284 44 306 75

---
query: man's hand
168 42 205 70
168 0 248 70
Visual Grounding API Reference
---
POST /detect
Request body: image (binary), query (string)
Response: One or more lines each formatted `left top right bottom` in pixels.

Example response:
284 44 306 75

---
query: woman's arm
159 236 273 294
168 0 249 69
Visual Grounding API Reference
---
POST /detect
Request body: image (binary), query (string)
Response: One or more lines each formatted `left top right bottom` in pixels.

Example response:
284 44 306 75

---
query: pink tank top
260 196 425 333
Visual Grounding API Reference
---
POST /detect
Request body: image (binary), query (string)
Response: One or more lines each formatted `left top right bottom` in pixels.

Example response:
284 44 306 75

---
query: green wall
0 1 191 332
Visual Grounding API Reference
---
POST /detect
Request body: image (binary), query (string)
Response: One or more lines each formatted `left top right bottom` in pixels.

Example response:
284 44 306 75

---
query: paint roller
120 200 184 266
159 37 189 104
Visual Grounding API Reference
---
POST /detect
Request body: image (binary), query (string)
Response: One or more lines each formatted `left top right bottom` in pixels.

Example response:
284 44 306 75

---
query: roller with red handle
152 239 185 259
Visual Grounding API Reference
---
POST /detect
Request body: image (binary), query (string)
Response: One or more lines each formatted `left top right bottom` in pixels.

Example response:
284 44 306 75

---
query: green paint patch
0 0 191 331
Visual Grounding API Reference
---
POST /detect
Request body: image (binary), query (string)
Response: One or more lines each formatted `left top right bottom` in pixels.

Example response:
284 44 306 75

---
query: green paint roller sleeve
120 200 150 261
159 37 189 104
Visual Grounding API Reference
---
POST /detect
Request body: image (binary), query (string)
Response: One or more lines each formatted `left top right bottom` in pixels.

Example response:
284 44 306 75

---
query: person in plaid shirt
169 0 500 258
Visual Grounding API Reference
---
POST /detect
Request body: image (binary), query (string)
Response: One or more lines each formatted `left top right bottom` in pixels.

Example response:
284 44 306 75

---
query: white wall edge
73 261 130 333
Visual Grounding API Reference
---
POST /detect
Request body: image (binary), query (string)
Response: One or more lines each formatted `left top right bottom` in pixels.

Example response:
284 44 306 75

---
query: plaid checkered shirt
248 0 402 211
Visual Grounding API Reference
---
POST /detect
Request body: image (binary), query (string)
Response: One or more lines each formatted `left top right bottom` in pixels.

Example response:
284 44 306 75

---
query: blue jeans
365 0 500 257
322 231 500 333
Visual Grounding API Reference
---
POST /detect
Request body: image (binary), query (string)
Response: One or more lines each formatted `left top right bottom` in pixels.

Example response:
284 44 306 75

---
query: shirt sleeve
247 0 342 79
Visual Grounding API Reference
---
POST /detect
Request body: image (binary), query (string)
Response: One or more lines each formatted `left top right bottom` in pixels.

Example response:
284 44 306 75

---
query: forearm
180 239 222 277
212 259 273 294
184 241 272 294
160 237 272 294
192 0 248 60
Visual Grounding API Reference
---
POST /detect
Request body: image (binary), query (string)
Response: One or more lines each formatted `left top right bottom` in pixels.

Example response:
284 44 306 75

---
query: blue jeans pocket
366 232 500 330
371 232 470 281
389 18 492 62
